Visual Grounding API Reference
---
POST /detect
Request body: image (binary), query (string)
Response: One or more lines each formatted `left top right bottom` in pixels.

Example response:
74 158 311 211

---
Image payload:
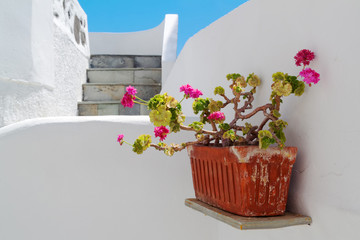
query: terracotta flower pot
187 145 297 216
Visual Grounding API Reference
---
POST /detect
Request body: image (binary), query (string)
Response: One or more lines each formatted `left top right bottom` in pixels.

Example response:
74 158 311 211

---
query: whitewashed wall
0 0 89 127
89 23 164 56
163 0 360 239
1 0 360 239
89 14 178 85
0 116 217 240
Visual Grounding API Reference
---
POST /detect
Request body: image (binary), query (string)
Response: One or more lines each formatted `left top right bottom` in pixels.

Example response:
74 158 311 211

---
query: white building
0 0 360 239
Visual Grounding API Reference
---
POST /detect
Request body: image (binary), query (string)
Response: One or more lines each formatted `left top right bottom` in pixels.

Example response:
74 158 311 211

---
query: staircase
78 55 162 116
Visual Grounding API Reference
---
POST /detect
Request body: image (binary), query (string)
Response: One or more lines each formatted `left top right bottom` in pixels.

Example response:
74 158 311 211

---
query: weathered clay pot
187 145 297 216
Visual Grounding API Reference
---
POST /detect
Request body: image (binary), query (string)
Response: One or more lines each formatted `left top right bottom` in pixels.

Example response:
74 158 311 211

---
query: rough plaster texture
0 25 88 127
0 116 217 240
53 0 90 55
0 0 89 127
162 0 360 239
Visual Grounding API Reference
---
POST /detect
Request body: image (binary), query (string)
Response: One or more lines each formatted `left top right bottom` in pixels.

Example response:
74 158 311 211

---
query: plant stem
135 96 148 103
134 100 148 106
178 96 186 104
180 125 217 135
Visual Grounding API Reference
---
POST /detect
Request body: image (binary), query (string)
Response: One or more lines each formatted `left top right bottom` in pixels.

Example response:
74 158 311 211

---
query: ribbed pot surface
187 145 297 216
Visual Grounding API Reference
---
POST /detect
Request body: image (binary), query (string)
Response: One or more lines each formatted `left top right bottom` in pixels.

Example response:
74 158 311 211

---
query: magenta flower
180 84 194 95
294 49 315 66
154 126 170 141
208 111 225 122
190 89 203 98
299 68 320 86
126 85 137 96
180 84 203 99
117 134 124 145
121 92 135 108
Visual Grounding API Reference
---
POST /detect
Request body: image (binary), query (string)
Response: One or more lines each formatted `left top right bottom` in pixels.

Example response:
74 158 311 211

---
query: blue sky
78 0 248 55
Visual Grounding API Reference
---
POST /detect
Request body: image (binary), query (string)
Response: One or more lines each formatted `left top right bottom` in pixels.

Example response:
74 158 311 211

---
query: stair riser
83 85 161 101
87 69 161 84
90 56 161 68
78 103 150 116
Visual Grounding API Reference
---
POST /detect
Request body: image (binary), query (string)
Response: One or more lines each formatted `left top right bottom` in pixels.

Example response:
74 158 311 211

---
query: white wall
2 0 360 239
89 23 164 56
89 14 178 84
0 0 54 86
0 116 217 240
0 0 90 127
161 14 178 85
163 0 360 239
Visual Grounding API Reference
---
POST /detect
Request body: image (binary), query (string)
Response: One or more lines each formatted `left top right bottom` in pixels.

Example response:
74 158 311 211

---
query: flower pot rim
188 144 297 150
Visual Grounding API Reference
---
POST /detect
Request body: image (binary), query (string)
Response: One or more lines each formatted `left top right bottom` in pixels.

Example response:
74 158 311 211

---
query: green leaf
149 105 172 127
223 129 237 141
148 93 167 110
219 123 230 131
247 73 261 87
226 73 242 81
272 109 281 118
214 86 225 95
209 99 221 113
132 135 152 154
192 98 210 114
272 72 286 81
294 81 305 96
258 130 275 149
189 121 204 132
269 120 288 147
242 122 252 135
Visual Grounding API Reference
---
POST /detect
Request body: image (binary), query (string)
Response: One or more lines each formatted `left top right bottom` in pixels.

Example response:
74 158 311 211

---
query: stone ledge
185 198 312 230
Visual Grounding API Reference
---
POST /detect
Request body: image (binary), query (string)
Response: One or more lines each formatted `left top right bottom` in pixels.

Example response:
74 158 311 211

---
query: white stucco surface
0 0 54 86
0 0 89 127
2 0 360 239
89 23 164 56
89 14 178 84
161 14 178 84
162 0 360 239
0 116 217 240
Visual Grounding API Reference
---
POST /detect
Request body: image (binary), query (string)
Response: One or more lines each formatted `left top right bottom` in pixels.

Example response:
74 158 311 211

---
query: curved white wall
0 116 217 240
2 0 360 239
162 0 360 239
89 14 178 84
0 0 90 127
89 22 165 56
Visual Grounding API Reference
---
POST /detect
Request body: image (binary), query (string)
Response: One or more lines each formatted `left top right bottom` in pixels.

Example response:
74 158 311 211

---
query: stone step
78 101 150 116
87 68 161 84
90 55 161 69
82 83 161 101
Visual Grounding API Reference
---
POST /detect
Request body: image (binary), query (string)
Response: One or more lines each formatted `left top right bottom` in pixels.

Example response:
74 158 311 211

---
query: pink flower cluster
126 85 137 95
121 85 137 108
154 126 169 141
117 134 124 145
294 49 315 66
299 68 320 86
180 84 203 99
294 49 320 86
208 111 225 121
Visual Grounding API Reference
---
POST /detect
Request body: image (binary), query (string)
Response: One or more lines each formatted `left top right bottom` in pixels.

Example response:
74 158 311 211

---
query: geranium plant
118 49 320 156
